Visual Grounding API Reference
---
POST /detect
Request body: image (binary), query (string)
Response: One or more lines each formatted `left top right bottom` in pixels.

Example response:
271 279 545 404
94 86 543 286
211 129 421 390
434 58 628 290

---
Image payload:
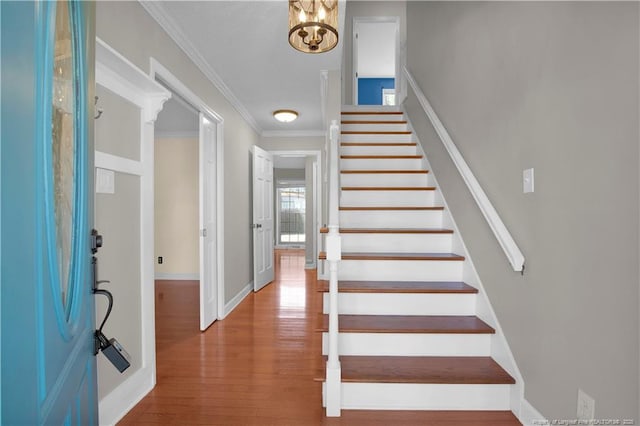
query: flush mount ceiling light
273 109 299 123
288 0 338 54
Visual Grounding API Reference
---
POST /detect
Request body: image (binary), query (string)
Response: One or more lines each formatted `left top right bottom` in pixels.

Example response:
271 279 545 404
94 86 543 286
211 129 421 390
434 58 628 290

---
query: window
278 185 305 244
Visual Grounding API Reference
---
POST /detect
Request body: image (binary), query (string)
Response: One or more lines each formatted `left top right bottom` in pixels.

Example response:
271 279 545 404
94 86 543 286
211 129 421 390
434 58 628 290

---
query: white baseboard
223 281 252 317
518 398 547 426
154 272 199 280
98 366 154 426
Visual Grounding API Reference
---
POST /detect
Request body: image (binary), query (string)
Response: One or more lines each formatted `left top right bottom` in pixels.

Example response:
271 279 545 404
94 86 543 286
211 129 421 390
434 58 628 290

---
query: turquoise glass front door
1 1 98 424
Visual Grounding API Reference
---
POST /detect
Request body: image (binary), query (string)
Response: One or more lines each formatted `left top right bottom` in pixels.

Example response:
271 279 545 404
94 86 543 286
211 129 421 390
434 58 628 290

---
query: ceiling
141 1 346 136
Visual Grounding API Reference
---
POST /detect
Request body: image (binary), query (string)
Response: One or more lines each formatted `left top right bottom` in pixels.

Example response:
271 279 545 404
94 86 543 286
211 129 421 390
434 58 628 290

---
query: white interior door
199 113 218 330
252 145 275 291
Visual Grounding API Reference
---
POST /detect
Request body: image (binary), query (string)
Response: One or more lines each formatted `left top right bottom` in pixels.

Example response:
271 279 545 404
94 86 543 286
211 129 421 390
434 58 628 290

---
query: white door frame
269 150 322 270
149 59 225 323
352 16 400 106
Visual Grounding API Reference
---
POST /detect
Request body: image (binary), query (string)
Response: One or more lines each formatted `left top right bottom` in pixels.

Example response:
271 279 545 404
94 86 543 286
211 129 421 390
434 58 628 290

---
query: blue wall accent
358 78 395 105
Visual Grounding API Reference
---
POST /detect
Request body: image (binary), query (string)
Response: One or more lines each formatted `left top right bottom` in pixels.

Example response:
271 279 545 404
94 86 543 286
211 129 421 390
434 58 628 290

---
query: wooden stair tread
342 111 404 115
342 131 412 135
320 227 453 234
341 120 407 124
341 155 422 159
316 314 495 334
341 142 417 146
319 252 465 261
318 280 478 294
339 206 444 211
341 186 436 191
341 169 428 174
315 356 516 384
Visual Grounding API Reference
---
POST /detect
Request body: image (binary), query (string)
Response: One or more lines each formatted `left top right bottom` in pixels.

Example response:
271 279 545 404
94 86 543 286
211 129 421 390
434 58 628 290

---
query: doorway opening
353 17 400 106
277 183 306 246
151 59 225 336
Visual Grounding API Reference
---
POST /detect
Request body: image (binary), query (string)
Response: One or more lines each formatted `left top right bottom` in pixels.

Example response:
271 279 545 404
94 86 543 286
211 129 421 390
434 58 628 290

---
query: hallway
119 249 520 425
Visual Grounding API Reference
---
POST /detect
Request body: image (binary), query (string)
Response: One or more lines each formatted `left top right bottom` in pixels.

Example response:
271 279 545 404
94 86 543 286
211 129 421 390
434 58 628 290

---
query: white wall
404 1 639 420
154 137 199 277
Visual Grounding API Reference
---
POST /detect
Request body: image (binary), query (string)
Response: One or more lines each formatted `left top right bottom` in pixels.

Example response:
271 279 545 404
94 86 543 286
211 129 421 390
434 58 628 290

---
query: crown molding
139 1 262 134
261 130 326 138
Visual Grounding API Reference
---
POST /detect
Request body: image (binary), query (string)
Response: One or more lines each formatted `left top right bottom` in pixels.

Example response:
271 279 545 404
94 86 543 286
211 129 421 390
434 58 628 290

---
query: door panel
1 1 97 424
199 113 217 330
252 146 274 291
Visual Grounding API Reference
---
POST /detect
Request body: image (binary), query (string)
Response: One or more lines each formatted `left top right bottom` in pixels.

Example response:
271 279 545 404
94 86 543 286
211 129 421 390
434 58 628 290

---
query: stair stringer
404 112 526 419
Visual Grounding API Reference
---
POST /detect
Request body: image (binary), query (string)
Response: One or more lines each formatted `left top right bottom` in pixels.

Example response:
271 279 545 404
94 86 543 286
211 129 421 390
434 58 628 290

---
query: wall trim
138 1 260 134
155 130 199 140
404 67 525 272
97 366 154 426
223 281 252 318
95 38 170 123
518 398 547 426
154 273 199 281
95 151 143 176
261 130 325 138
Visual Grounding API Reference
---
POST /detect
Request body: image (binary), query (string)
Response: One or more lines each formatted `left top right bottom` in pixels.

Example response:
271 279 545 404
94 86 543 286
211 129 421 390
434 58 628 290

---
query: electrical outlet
577 389 595 420
158 256 163 264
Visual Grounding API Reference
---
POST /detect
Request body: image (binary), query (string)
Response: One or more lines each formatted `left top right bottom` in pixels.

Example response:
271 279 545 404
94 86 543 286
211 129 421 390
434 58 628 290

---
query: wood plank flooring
118 249 521 425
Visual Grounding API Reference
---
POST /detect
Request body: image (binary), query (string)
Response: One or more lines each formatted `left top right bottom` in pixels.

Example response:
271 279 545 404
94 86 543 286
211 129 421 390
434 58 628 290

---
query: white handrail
325 119 341 416
404 67 525 272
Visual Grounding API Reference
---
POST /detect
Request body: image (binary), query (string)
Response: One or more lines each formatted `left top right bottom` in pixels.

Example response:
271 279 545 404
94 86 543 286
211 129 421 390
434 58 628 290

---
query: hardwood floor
118 249 521 425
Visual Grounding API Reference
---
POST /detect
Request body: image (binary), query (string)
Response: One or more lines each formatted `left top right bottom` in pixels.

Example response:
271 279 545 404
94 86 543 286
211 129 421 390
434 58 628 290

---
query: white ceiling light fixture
288 0 338 54
273 109 299 123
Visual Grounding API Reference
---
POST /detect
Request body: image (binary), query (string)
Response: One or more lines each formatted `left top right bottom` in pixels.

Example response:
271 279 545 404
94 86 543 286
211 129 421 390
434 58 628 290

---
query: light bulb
318 6 326 22
299 9 306 22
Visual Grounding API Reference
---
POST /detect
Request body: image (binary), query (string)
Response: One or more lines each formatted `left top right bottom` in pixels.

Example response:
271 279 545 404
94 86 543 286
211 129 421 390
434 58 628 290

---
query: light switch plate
96 168 115 194
523 168 534 193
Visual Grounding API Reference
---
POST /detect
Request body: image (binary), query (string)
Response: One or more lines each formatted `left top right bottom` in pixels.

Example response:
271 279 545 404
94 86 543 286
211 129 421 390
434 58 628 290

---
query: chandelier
288 0 338 54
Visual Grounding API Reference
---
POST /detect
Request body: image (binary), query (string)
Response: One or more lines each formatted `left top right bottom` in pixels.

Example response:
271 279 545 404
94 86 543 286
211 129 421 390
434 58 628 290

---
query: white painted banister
325 119 342 416
404 67 525 272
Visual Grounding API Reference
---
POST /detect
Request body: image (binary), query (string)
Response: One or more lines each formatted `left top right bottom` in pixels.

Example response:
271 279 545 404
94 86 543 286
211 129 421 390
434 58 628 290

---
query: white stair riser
341 114 405 122
342 123 409 132
323 293 475 315
321 333 491 356
338 259 463 281
341 173 430 187
341 133 414 143
341 233 453 253
322 383 511 411
341 145 417 156
339 210 444 228
341 190 435 207
341 158 422 170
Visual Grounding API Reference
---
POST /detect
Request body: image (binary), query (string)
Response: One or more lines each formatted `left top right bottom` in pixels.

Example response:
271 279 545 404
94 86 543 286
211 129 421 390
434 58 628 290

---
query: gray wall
404 1 639 420
97 1 259 304
342 1 407 105
94 85 142 399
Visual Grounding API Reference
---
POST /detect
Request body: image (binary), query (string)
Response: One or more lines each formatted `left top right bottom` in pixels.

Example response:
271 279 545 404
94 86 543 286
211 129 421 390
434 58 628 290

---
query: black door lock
91 229 131 373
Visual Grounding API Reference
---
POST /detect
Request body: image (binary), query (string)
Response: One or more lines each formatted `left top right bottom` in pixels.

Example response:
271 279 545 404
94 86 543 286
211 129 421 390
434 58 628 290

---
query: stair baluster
325 119 342 416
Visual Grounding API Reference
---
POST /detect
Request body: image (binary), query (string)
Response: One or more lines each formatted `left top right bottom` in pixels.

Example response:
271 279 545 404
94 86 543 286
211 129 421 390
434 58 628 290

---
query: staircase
317 106 518 414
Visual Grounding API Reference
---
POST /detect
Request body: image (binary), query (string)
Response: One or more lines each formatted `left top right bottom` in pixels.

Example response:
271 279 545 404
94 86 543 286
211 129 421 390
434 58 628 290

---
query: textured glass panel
52 0 75 309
